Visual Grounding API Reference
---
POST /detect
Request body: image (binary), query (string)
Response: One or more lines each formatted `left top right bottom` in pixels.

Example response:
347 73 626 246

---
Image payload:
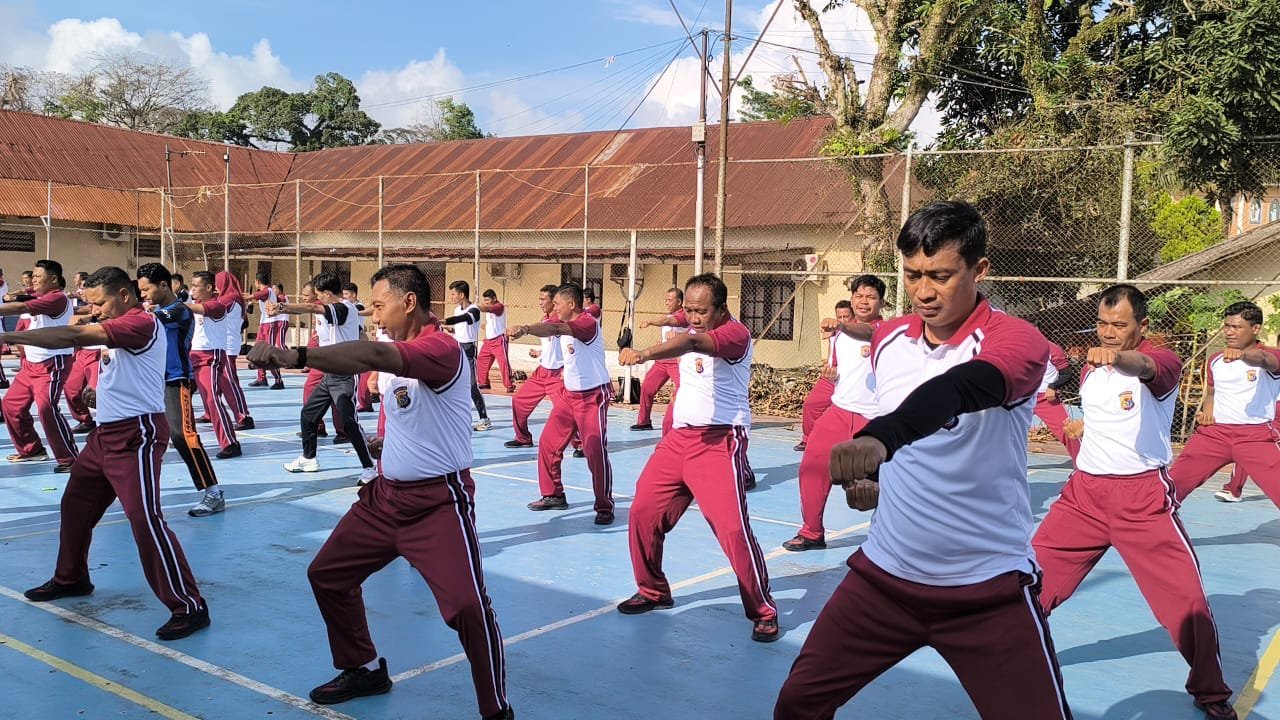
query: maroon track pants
796 405 869 542
801 377 835 441
190 350 238 449
476 335 514 391
1033 468 1231 705
3 355 78 463
537 385 613 513
1169 423 1280 508
628 425 775 621
54 413 204 615
1034 392 1079 460
774 551 1071 720
636 359 679 427
308 470 509 718
255 322 286 383
63 348 101 424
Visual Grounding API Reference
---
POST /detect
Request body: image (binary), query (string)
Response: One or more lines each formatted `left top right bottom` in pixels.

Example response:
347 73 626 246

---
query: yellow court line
1236 625 1280 719
391 518 872 684
0 631 199 720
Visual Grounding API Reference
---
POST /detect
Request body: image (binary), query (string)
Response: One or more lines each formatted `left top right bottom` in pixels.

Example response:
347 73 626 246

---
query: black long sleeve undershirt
442 307 479 325
855 360 1008 463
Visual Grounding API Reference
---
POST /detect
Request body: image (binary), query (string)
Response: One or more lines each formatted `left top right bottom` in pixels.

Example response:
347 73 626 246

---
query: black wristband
292 346 308 369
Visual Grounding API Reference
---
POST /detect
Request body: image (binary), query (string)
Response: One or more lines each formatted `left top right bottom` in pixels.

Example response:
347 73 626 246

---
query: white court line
391 517 871 684
0 585 354 720
472 468 803 529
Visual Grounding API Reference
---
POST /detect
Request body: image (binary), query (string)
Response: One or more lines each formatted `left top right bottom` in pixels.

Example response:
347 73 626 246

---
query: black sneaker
156 604 210 641
527 495 568 511
195 416 212 424
333 434 351 445
594 511 615 525
54 461 74 473
751 618 780 643
309 658 393 705
270 381 286 390
8 450 49 463
215 443 242 459
503 439 533 448
484 707 515 720
0 380 8 389
793 440 807 452
743 476 757 492
234 417 255 431
572 449 585 458
782 534 826 552
248 379 268 387
24 577 94 601
298 428 330 438
630 423 653 431
1195 699 1238 719
616 592 674 615
71 420 96 434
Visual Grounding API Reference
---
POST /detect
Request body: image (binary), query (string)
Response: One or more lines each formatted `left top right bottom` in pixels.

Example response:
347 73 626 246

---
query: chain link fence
4 143 1279 437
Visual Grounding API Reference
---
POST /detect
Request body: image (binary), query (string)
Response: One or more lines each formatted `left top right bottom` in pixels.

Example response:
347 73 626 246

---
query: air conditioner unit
488 262 522 281
100 223 129 242
609 263 629 283
791 253 822 283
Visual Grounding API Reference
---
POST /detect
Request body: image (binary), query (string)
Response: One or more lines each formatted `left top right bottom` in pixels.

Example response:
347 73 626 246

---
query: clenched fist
843 479 879 511
830 436 887 485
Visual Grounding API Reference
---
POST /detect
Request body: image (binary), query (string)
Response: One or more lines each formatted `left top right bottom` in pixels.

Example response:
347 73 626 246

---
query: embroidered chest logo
1247 369 1258 382
100 350 113 366
694 358 705 373
567 343 575 355
393 386 411 409
1119 390 1135 411
860 345 871 357
942 416 960 430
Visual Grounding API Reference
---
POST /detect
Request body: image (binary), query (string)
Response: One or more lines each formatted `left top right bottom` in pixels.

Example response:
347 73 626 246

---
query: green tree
229 73 380 151
173 109 252 146
378 97 487 144
1150 194 1225 263
43 51 209 134
737 75 821 123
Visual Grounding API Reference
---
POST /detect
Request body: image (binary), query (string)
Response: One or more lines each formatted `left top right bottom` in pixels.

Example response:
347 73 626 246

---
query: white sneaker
1214 490 1243 503
187 490 225 517
284 455 320 473
357 467 378 486
473 418 492 432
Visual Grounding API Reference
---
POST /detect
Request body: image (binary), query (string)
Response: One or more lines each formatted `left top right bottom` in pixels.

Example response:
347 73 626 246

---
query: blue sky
0 1 940 140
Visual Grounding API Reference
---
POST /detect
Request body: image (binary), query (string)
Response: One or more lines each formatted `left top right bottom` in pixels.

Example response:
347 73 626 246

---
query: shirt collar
903 295 993 346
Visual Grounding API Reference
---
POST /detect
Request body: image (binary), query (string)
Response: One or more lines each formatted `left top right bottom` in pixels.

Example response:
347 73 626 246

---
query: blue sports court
0 368 1276 719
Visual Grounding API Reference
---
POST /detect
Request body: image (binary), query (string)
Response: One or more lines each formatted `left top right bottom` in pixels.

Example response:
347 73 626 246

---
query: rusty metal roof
0 109 894 234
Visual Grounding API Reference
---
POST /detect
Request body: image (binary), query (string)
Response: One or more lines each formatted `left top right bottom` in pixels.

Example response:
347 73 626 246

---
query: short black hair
256 269 271 284
371 264 430 309
482 289 497 299
172 273 184 283
667 287 684 301
539 284 559 295
137 262 173 286
342 282 358 295
835 300 853 311
275 282 285 294
1098 283 1148 322
449 280 470 297
557 282 584 308
1224 301 1264 326
685 273 728 309
192 271 216 286
84 266 135 297
75 271 89 281
897 201 987 267
35 259 64 288
312 271 341 296
849 274 886 299
584 287 597 301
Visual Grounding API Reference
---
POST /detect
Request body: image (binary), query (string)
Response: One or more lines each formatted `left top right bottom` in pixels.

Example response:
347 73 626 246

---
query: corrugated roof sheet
0 110 889 234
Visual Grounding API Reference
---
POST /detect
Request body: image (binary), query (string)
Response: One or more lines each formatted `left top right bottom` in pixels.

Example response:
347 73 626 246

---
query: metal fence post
895 147 912 315
582 165 590 285
474 171 481 294
45 180 52 259
377 176 384 267
1117 134 1135 280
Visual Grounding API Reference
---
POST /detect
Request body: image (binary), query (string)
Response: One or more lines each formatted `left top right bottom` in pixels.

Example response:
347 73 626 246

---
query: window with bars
740 276 795 341
560 263 604 306
0 230 36 253
137 238 161 258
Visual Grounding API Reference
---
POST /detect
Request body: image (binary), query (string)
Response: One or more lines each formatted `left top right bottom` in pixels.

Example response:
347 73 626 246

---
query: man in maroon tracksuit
15 266 209 641
248 264 511 719
1033 284 1236 719
631 287 688 431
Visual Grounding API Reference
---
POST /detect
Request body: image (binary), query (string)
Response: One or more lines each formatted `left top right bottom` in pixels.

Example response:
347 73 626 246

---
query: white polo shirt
660 308 690 343
483 301 507 340
315 300 362 347
450 303 480 344
1037 341 1069 395
97 306 166 423
1075 340 1182 476
378 323 473 480
830 323 879 417
23 290 73 362
1206 346 1280 425
538 313 565 371
860 298 1048 586
191 296 232 352
257 287 287 325
560 311 609 392
223 301 244 355
672 317 752 428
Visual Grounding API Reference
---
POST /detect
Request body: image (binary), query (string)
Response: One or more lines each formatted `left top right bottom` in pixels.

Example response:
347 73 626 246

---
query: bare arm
641 314 684 329
0 301 33 317
247 339 405 377
1236 347 1280 373
511 321 572 338
0 324 109 349
269 302 319 316
619 332 716 364
1087 347 1157 380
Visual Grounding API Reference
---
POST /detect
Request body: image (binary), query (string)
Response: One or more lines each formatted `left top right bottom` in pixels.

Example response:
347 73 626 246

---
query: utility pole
223 150 231 272
713 2 732 275
693 28 709 275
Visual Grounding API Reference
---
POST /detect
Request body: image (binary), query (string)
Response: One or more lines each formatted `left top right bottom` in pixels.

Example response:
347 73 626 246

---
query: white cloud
43 17 143 74
357 49 468 129
612 2 686 29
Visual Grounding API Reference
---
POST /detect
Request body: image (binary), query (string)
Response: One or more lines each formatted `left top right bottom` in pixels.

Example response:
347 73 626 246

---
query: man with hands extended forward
247 264 512 720
775 201 1070 720
615 273 778 642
